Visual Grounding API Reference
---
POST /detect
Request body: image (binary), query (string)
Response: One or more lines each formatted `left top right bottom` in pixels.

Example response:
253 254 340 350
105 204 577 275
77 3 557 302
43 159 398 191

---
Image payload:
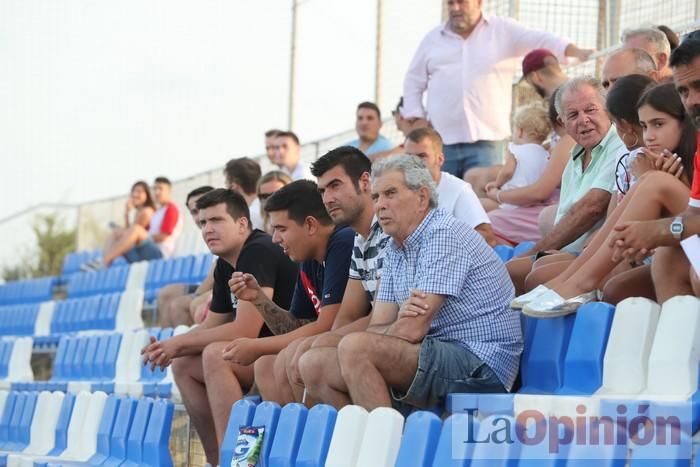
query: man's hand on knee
141 336 180 370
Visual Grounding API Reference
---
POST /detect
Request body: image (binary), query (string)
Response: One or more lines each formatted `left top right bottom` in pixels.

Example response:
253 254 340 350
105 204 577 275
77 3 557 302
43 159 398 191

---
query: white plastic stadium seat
356 407 404 467
125 261 149 292
324 405 368 467
115 289 145 332
33 301 55 337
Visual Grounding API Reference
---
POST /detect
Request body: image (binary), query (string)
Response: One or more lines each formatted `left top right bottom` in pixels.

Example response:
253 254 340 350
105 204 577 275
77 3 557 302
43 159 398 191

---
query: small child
482 104 552 211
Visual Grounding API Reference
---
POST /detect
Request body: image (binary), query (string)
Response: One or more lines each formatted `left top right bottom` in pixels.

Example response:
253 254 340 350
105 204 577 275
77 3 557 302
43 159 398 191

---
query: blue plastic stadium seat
142 399 174 467
268 403 308 467
513 241 536 257
519 313 576 394
0 392 18 444
250 401 281 466
295 404 337 467
220 399 257 467
120 398 153 467
101 397 138 467
431 414 477 467
557 302 615 395
494 245 514 262
395 410 441 467
87 394 121 465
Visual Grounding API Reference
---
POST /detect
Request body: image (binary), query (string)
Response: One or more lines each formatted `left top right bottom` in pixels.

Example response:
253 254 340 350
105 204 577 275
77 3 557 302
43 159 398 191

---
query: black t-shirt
210 229 298 337
289 225 355 320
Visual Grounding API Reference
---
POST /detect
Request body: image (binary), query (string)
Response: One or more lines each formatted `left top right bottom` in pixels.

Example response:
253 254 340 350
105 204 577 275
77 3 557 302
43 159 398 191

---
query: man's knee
172 355 199 383
202 342 227 371
298 347 332 388
337 332 371 369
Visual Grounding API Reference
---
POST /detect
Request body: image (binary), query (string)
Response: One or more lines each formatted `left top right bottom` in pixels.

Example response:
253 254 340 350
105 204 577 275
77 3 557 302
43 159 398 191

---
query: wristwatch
670 216 684 240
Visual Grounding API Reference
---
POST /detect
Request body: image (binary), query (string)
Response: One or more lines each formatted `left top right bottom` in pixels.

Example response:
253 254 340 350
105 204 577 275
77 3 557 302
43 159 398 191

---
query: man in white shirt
224 157 264 230
402 0 592 178
274 131 314 181
404 127 496 246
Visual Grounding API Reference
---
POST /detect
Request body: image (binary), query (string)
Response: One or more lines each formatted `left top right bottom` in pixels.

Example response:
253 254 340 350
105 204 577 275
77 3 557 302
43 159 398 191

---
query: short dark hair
195 188 251 228
670 38 700 68
264 180 332 226
223 157 262 195
311 146 371 187
276 131 300 145
154 176 171 186
357 101 381 120
406 127 443 153
265 129 282 138
186 186 214 205
606 74 655 126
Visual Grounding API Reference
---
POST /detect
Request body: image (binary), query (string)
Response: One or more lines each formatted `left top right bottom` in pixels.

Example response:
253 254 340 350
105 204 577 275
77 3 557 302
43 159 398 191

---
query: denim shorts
442 140 505 178
391 337 506 409
124 238 163 263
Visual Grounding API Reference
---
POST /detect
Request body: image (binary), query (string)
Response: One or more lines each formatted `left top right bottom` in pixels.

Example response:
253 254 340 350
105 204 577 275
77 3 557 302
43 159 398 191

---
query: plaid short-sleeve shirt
377 209 523 390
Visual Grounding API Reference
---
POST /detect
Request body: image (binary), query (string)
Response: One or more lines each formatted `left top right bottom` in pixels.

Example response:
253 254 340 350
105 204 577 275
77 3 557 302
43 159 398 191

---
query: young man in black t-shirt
226 180 354 404
141 189 297 466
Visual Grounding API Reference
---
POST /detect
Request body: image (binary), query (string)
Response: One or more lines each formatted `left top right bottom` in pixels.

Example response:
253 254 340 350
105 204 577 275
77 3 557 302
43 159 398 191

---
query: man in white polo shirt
404 127 496 246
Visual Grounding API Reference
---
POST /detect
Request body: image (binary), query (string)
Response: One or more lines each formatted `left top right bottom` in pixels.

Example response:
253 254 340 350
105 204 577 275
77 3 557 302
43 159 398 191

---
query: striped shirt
377 209 523 390
348 219 389 302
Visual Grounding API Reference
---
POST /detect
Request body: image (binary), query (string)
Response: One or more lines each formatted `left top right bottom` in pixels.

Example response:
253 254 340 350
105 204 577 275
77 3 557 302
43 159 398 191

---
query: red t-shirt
689 132 700 208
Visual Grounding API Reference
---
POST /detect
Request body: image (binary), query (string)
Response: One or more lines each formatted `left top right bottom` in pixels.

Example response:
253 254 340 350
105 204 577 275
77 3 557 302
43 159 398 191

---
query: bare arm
331 279 372 330
490 135 573 205
248 303 342 356
529 188 611 253
151 232 169 242
494 151 517 188
134 207 154 230
388 292 446 344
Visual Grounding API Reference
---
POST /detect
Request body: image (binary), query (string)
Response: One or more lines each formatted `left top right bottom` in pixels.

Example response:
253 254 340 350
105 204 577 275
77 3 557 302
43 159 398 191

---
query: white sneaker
510 284 550 310
522 290 600 318
521 289 566 316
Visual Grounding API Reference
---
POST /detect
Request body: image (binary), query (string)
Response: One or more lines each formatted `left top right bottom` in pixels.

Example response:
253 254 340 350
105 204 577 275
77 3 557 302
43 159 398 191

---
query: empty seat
325 405 368 467
394 410 441 467
268 403 308 467
356 407 404 467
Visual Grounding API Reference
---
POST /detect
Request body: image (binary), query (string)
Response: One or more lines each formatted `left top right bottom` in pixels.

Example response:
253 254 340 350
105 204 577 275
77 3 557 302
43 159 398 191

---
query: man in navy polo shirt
225 180 355 403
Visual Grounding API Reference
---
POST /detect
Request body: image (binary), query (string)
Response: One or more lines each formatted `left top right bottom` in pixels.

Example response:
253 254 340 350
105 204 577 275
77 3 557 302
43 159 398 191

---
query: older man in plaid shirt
336 155 523 410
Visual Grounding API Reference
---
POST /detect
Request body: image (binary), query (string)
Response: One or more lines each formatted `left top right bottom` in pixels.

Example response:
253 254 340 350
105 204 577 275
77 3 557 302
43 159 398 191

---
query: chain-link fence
1 0 698 271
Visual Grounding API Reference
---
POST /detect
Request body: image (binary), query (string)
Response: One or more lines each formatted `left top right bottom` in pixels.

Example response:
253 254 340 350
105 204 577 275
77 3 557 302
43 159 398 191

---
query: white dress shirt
403 14 569 145
436 171 490 228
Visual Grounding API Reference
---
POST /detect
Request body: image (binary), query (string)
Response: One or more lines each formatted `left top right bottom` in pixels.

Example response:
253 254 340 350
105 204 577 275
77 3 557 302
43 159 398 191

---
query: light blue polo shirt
555 125 625 253
346 135 394 157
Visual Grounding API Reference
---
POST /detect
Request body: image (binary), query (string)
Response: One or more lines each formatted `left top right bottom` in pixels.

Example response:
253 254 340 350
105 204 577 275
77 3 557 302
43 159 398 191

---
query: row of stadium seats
448 295 700 435
0 291 144 344
63 253 212 301
18 327 187 400
0 390 173 466
0 278 55 307
220 397 699 466
143 253 213 302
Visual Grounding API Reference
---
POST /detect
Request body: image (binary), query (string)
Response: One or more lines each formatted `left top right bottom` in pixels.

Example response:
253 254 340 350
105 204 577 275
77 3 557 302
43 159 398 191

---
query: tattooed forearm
256 300 313 335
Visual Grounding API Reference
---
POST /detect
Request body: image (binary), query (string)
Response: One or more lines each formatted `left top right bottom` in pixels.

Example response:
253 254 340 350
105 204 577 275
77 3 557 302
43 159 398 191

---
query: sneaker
80 259 104 272
522 290 599 318
510 284 550 310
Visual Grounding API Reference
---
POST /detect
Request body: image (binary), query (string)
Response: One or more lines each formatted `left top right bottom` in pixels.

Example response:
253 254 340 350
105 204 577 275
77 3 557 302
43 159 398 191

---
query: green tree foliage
1 212 76 281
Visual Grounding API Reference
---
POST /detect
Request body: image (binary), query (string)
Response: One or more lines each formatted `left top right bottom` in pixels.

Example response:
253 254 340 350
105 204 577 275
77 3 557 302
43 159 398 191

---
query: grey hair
610 47 658 73
555 76 606 118
371 155 438 208
622 26 672 59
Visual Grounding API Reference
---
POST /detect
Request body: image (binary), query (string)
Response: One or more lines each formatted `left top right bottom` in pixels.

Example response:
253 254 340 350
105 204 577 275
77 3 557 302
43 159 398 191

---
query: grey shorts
391 337 506 409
